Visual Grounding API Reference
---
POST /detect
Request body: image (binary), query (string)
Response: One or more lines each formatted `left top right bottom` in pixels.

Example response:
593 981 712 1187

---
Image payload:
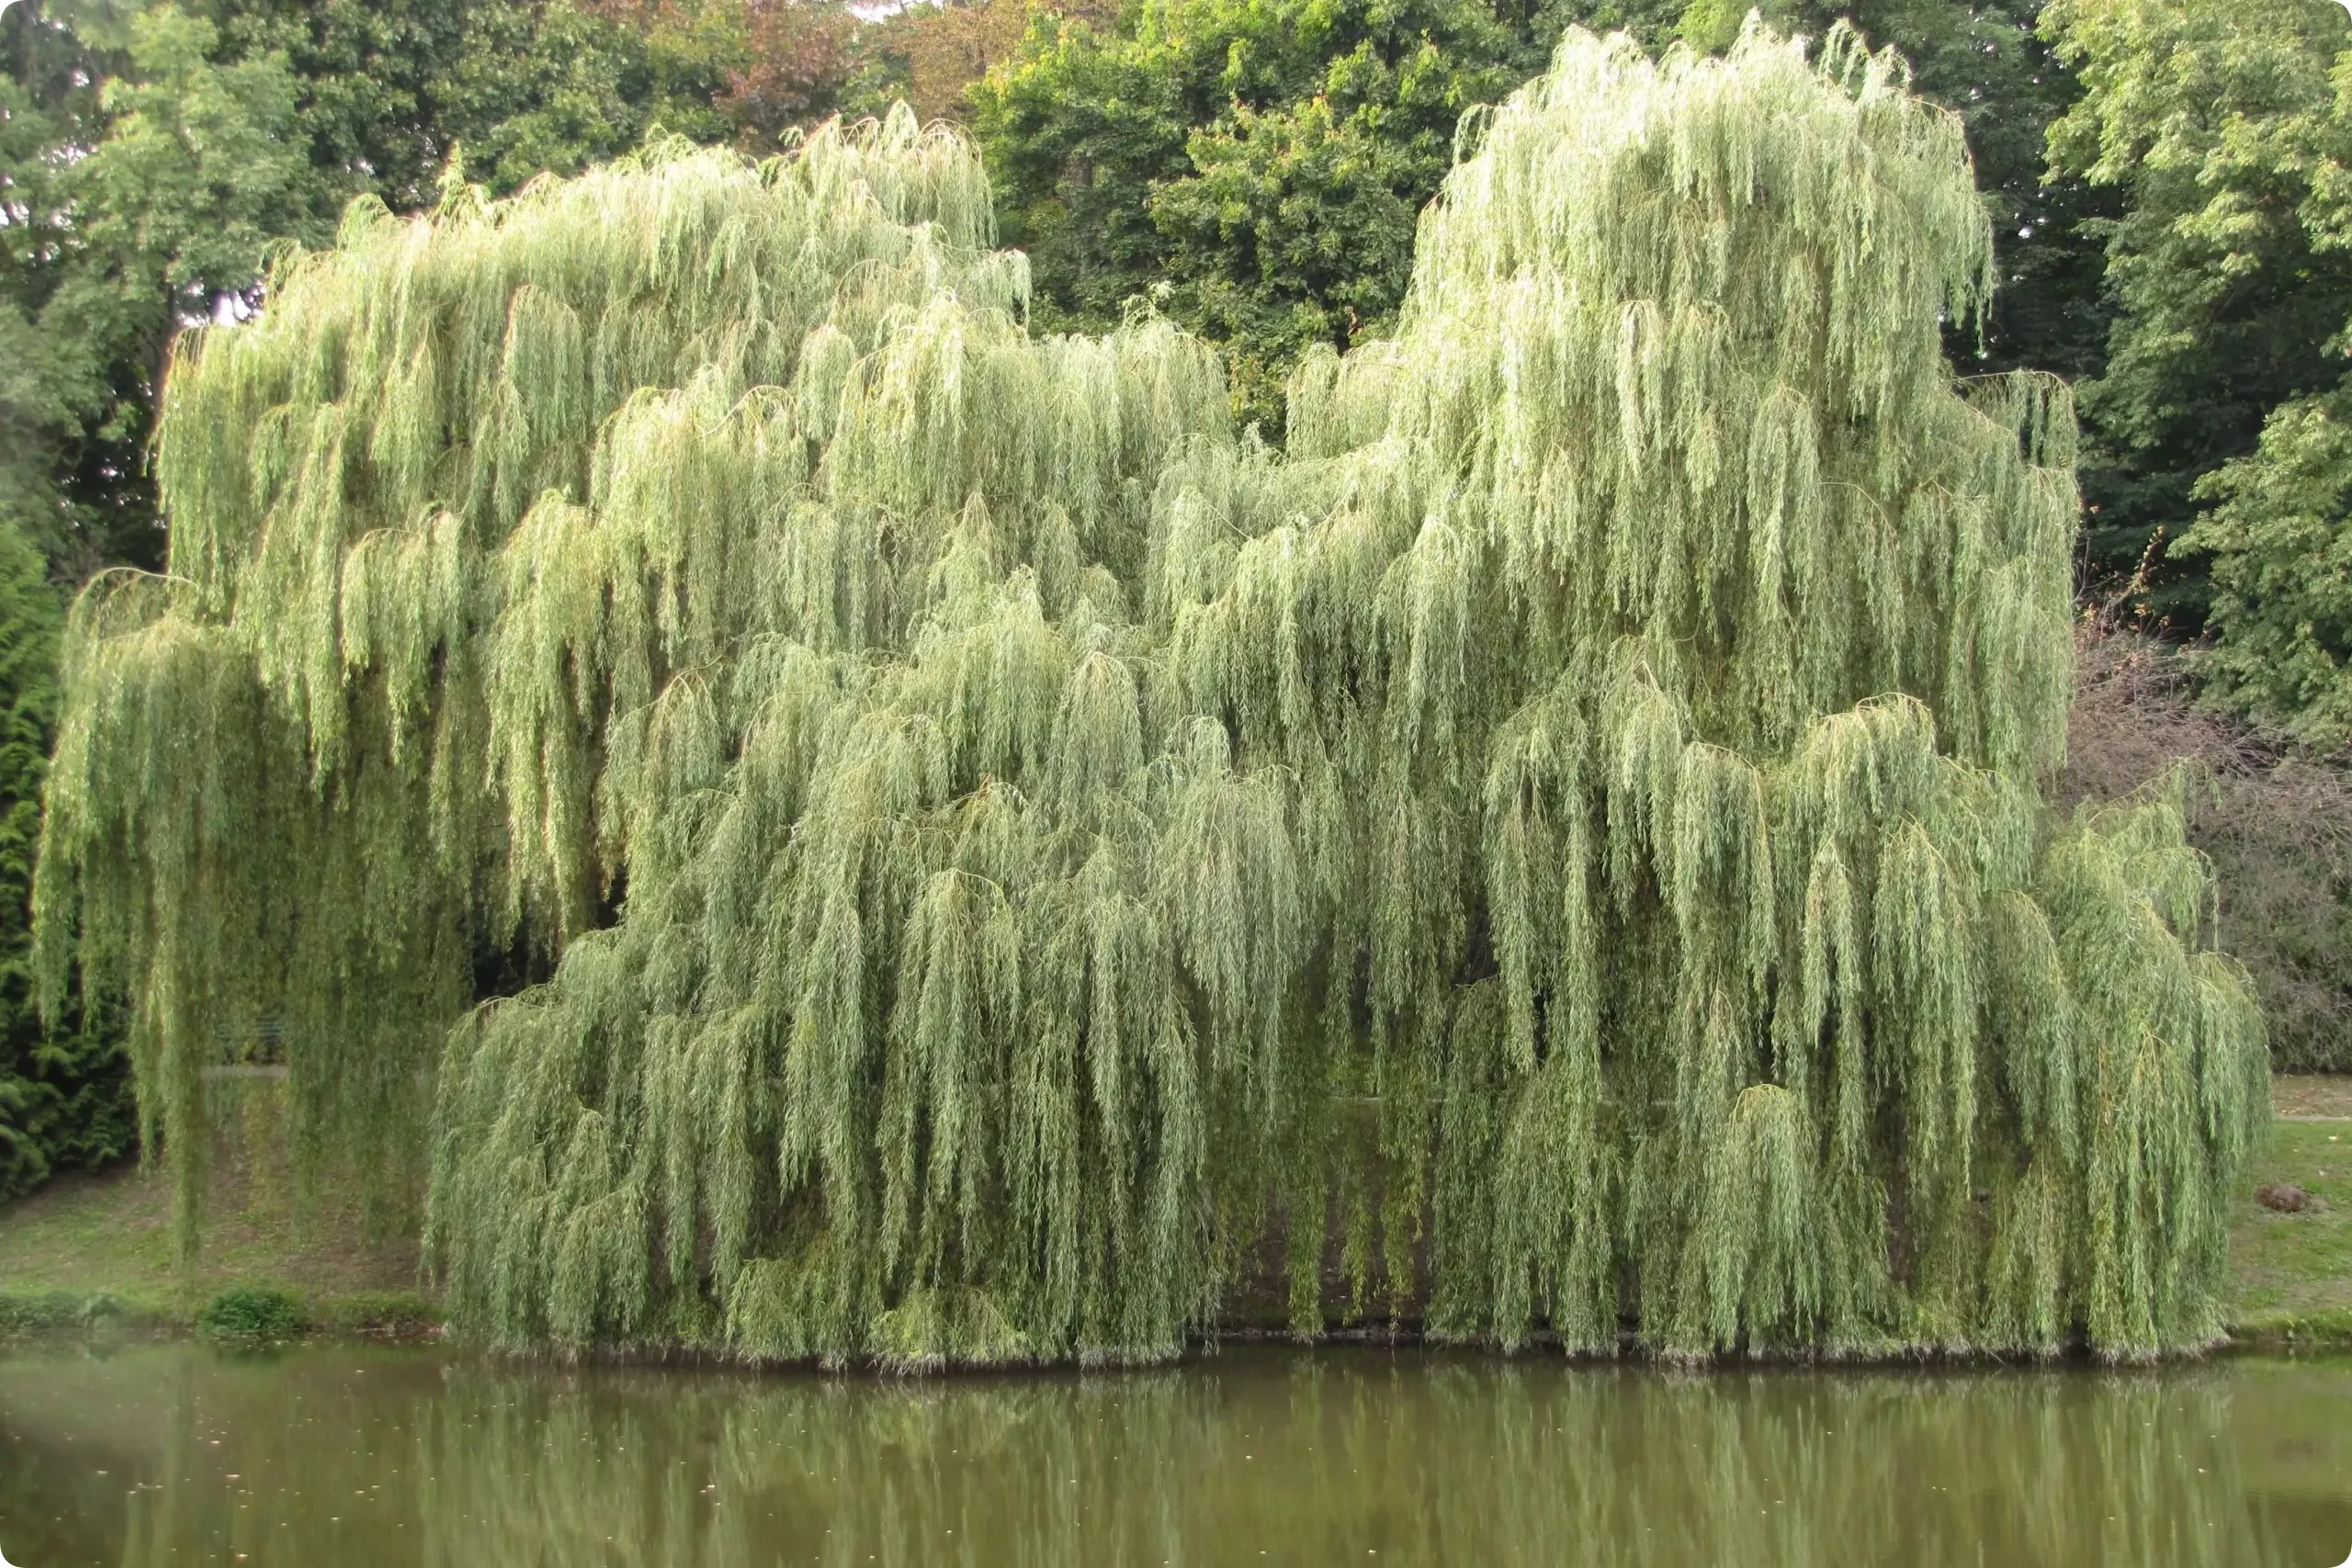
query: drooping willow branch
36 25 2266 1364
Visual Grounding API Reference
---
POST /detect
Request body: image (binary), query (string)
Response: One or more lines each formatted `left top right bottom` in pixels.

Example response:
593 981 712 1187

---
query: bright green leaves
1671 1082 1823 1354
47 24 2264 1366
2184 393 2352 749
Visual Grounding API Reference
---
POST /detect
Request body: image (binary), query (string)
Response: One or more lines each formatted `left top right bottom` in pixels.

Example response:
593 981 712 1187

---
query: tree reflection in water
0 1348 2345 1567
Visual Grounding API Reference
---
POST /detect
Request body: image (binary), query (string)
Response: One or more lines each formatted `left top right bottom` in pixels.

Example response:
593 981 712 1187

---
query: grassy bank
0 1136 436 1343
2229 1077 2352 1349
6 1079 2348 1353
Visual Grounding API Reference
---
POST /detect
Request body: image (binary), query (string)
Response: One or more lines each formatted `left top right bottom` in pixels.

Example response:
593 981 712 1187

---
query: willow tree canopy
35 22 2266 1364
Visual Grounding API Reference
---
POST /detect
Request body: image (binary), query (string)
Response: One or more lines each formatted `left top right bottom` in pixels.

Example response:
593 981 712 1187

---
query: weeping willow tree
35 21 2266 1365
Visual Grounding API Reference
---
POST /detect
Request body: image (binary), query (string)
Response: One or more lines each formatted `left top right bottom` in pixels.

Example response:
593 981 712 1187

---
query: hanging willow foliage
35 25 2266 1365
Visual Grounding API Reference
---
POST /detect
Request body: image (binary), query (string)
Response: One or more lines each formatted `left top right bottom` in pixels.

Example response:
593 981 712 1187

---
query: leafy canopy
976 0 2103 437
38 24 2264 1363
974 0 1554 430
2043 0 2352 639
0 0 824 587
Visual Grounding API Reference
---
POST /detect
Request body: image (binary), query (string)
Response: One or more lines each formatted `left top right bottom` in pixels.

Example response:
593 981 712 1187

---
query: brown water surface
1 1345 2347 1566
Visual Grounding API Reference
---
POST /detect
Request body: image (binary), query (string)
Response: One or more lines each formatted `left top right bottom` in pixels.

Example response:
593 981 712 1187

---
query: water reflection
1 1347 2347 1567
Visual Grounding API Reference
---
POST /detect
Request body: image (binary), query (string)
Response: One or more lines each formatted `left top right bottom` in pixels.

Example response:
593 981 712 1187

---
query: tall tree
40 31 2261 1361
2042 0 2352 632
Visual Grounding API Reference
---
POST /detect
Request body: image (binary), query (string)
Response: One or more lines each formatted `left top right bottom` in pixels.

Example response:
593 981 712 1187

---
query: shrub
196 1285 305 1343
0 1290 83 1337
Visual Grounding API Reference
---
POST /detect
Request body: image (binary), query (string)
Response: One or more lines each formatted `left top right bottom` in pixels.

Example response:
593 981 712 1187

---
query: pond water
1 1345 2347 1567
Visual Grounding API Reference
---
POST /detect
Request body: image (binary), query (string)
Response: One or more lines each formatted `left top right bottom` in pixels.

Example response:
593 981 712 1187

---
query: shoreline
6 1284 2347 1363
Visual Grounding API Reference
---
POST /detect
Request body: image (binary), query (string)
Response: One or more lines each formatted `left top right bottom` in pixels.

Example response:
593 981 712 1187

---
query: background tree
2052 0 2352 752
721 0 860 138
2043 0 2352 633
0 518 131 1200
879 0 1049 126
974 0 1552 428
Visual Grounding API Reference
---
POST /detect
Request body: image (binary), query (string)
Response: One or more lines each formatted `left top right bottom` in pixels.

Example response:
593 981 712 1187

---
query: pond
2 1345 2347 1567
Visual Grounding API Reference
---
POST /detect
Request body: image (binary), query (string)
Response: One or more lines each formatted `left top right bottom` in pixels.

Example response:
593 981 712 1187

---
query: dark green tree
975 0 1557 429
2042 0 2352 631
0 519 131 1200
3 1 173 579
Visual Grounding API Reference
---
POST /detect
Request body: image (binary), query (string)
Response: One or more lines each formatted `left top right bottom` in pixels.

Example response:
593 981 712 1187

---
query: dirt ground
2273 1075 2352 1119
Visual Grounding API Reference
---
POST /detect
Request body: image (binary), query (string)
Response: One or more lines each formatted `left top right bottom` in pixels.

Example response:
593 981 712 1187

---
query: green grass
2229 1116 2352 1347
0 1139 432 1338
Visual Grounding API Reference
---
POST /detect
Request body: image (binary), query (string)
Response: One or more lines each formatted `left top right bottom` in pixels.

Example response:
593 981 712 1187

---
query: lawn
0 1116 421 1325
2231 1084 2352 1344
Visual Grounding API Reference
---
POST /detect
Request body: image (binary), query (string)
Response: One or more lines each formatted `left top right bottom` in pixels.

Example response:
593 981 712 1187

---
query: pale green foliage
38 26 2263 1363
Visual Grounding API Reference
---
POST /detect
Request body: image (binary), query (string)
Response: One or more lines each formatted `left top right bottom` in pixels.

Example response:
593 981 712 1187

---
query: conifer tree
36 24 2265 1362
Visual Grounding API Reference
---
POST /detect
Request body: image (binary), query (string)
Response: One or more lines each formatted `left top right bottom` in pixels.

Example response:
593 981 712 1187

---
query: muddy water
2 1345 2347 1567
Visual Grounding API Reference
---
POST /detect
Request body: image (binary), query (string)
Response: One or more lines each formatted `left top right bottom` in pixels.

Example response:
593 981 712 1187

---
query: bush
0 1289 85 1337
196 1285 306 1343
2064 618 2352 1072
